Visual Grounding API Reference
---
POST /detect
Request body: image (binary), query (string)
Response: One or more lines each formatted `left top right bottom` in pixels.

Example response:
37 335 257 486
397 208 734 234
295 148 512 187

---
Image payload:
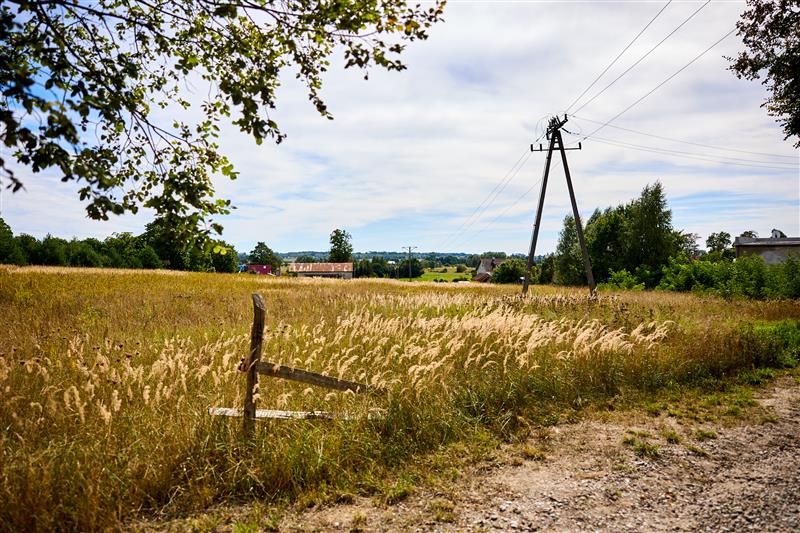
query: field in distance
1 266 798 531
418 266 472 282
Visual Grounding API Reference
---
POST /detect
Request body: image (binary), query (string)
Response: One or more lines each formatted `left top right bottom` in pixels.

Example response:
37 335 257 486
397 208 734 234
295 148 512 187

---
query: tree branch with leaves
0 0 445 245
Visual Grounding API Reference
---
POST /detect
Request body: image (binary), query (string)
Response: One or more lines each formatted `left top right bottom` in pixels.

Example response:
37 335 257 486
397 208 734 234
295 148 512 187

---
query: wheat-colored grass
0 267 797 531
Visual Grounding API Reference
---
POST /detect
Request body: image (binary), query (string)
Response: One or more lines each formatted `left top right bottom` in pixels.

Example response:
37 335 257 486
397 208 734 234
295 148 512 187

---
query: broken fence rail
209 293 385 435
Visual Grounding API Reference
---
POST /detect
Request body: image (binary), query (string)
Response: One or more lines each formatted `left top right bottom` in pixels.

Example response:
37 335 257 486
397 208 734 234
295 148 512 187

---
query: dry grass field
1 266 798 531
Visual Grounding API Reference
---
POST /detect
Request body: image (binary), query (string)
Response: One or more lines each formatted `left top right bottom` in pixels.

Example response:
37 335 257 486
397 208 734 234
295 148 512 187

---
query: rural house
287 262 353 279
472 257 506 282
734 233 800 264
244 264 273 275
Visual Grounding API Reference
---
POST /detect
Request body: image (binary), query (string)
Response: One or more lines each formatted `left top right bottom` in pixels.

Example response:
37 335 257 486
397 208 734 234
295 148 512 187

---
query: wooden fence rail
209 293 383 437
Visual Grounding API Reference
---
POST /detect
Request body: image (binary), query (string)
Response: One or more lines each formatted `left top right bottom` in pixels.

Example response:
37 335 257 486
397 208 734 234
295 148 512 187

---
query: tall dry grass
1 267 798 530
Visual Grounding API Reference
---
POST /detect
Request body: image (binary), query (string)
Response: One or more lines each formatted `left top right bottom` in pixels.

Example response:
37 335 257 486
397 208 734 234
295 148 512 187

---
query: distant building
473 257 506 282
734 233 800 265
287 262 353 279
245 264 273 275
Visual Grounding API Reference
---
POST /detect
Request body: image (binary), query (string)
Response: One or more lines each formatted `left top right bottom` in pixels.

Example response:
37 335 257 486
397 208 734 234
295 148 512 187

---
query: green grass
684 444 710 457
694 429 718 441
622 436 660 458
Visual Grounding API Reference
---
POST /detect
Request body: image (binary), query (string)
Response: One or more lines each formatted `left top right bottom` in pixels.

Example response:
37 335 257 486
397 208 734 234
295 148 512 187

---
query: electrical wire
570 114 798 160
588 136 796 171
450 176 543 247
575 27 738 145
583 134 798 168
450 157 565 249
564 0 672 114
571 0 711 116
438 149 533 250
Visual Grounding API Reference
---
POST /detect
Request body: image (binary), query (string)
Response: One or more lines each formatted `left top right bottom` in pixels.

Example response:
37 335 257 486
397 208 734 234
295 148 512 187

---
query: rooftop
734 237 800 247
287 262 353 273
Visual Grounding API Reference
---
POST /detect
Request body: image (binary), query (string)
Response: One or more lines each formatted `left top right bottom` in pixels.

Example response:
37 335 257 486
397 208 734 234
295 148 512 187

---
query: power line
587 136 797 171
450 171 549 249
438 150 533 250
571 0 711 116
570 114 798 160
564 0 672 114
576 27 738 144
583 134 798 168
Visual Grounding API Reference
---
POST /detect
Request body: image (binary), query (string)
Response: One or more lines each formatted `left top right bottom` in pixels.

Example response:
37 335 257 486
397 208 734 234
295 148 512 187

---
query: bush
658 254 800 299
601 269 645 291
490 258 529 284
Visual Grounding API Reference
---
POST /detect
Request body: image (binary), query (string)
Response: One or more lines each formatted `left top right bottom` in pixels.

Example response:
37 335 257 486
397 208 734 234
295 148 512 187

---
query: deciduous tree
706 231 733 253
0 0 445 243
554 215 585 286
328 229 353 263
248 242 281 271
730 0 800 147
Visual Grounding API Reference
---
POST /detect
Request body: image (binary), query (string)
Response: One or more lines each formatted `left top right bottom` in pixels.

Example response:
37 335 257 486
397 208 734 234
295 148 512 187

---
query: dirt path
281 376 800 532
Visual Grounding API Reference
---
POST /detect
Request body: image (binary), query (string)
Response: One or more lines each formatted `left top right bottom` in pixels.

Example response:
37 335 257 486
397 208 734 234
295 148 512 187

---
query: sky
2 0 798 255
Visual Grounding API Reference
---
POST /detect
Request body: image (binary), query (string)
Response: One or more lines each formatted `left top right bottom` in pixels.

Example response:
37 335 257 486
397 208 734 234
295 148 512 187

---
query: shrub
602 269 645 291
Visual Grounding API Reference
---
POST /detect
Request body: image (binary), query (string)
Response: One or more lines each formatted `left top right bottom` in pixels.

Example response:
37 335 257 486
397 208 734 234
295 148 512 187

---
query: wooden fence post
243 293 266 437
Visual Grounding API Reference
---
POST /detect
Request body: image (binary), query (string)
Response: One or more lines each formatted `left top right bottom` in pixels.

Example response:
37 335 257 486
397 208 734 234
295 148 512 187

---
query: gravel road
282 376 800 532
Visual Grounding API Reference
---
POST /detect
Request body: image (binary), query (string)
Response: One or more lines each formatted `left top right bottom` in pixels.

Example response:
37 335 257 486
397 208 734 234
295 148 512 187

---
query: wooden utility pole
522 115 596 295
402 246 417 280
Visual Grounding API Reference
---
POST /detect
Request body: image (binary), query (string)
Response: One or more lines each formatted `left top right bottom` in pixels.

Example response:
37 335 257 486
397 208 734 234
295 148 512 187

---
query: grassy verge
1 267 799 531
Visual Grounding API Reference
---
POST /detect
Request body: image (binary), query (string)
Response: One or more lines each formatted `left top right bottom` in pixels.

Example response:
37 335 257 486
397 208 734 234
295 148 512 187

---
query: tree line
535 181 799 298
0 218 239 273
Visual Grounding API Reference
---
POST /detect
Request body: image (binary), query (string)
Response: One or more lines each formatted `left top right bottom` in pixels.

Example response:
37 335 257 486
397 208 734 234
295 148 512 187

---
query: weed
684 444 710 457
644 402 665 416
381 481 414 506
335 492 356 504
350 512 367 532
739 368 775 385
623 436 660 458
724 405 743 417
232 523 258 533
662 430 682 444
694 429 717 442
430 499 456 523
521 446 546 461
760 414 778 425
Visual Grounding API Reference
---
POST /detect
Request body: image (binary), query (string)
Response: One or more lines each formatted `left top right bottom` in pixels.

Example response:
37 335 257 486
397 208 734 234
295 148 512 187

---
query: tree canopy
558 182 686 287
706 231 733 253
328 228 353 263
0 216 241 271
0 0 445 243
730 0 800 147
490 258 529 284
248 242 281 270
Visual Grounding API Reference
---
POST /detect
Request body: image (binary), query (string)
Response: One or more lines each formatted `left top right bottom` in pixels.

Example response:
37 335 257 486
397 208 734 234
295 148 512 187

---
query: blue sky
2 0 798 255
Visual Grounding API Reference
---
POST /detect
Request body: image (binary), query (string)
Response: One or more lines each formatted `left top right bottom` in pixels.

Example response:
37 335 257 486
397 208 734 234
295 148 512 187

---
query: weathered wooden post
242 293 265 437
208 292 383 423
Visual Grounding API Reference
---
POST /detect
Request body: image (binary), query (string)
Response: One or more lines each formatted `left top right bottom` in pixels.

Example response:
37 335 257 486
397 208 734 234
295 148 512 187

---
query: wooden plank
243 293 266 437
208 407 382 421
255 361 383 395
